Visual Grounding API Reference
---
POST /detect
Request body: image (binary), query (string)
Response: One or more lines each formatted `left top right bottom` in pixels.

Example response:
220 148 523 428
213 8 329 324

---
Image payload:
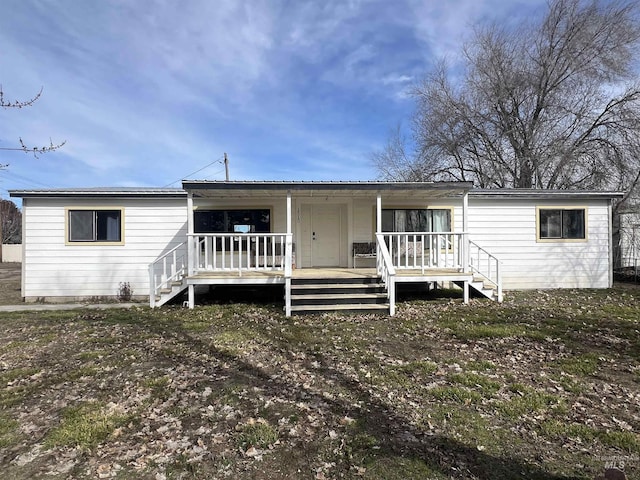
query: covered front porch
148 181 503 315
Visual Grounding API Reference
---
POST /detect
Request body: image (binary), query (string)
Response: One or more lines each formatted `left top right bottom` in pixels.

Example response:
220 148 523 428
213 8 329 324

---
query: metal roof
469 189 624 199
182 180 474 190
10 187 187 198
182 180 474 198
9 184 624 200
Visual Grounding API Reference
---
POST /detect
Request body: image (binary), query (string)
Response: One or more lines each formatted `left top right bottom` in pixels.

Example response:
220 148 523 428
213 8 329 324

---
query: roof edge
9 188 187 199
469 188 624 199
181 180 474 191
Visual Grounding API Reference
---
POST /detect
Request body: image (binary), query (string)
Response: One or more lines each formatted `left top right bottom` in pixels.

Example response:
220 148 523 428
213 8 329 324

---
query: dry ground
0 270 638 479
0 262 22 305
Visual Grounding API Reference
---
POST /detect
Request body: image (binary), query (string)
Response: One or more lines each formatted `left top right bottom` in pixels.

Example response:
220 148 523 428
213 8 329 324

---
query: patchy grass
236 418 279 450
448 372 501 397
0 286 639 479
0 414 19 448
428 385 483 404
498 385 567 419
555 352 602 376
44 401 131 450
0 263 22 305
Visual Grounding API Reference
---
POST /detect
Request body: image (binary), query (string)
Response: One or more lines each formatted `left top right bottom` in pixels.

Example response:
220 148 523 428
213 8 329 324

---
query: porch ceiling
183 180 472 199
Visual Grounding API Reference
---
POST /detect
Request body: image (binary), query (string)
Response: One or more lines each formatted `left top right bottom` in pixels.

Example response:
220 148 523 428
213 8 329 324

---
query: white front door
312 204 342 266
300 203 347 267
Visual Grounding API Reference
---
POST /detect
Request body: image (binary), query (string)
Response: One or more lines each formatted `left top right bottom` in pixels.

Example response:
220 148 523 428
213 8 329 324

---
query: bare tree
0 86 66 165
1 199 21 244
378 0 640 201
372 125 430 181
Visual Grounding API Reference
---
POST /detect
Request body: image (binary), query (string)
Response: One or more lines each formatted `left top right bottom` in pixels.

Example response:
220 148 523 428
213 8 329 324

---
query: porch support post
285 278 291 317
463 280 469 304
286 191 292 235
285 191 293 277
376 193 382 234
187 193 195 276
462 191 469 271
285 191 293 316
188 284 195 309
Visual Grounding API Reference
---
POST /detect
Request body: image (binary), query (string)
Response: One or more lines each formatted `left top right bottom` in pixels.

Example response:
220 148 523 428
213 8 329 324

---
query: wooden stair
290 277 389 314
456 276 500 302
155 278 187 307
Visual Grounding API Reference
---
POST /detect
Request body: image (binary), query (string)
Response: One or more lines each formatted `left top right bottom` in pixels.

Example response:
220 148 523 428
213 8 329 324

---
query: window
194 209 270 233
538 208 586 240
381 209 451 233
68 209 122 243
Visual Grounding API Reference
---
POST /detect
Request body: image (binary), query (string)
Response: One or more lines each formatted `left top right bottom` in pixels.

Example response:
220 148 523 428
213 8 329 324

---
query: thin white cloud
0 0 553 190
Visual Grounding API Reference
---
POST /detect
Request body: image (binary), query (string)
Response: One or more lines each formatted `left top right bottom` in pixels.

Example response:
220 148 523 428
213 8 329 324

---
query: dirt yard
0 285 638 479
0 263 22 305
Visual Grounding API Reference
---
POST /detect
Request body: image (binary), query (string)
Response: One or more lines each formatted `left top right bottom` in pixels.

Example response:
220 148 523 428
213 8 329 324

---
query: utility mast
224 152 229 181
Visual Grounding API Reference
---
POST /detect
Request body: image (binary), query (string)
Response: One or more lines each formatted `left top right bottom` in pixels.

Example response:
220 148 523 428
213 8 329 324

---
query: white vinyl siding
22 198 187 300
467 198 610 289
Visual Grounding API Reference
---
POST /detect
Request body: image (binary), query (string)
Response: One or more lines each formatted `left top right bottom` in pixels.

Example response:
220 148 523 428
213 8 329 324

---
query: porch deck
150 231 502 313
186 267 471 283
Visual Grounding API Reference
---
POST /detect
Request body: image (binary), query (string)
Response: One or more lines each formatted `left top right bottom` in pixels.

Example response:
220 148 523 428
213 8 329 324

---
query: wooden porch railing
469 240 503 302
381 232 465 272
187 233 293 276
375 233 396 316
149 242 187 307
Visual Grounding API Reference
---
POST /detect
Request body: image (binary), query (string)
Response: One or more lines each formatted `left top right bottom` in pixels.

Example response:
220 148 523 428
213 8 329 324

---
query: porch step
290 303 389 313
291 293 388 305
290 276 389 314
154 277 187 307
292 283 384 295
455 277 499 302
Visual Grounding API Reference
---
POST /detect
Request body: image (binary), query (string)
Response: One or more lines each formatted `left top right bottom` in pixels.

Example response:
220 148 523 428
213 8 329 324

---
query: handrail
149 241 187 307
381 232 465 272
187 233 291 274
468 240 502 302
376 233 396 316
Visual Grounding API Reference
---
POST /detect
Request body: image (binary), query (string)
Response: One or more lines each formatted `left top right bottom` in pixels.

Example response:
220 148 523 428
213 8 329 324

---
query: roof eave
9 189 188 199
469 189 624 200
182 180 474 192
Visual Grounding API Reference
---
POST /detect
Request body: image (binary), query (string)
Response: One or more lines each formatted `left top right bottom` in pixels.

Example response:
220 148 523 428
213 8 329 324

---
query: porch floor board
186 267 470 283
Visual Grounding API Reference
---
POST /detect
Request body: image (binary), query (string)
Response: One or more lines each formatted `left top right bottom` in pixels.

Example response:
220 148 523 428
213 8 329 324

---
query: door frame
299 202 348 268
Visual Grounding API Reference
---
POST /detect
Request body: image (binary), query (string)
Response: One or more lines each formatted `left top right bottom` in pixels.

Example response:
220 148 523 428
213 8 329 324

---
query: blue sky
0 0 545 199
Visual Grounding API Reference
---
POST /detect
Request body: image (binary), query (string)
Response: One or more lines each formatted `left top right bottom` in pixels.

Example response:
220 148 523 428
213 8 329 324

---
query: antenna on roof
224 152 230 181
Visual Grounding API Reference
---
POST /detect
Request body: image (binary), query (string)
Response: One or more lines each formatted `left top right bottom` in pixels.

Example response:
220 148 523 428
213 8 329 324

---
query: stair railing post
389 277 395 316
463 233 470 273
496 260 503 302
149 264 156 308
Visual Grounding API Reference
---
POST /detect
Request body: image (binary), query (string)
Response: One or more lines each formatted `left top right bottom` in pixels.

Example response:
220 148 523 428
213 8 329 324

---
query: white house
10 181 622 315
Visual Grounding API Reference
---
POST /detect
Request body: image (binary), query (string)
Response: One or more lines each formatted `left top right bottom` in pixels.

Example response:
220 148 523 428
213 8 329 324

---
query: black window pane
540 210 561 238
381 210 394 232
195 209 270 233
254 210 270 233
562 210 585 239
195 211 225 233
69 210 94 241
406 210 426 232
96 211 121 241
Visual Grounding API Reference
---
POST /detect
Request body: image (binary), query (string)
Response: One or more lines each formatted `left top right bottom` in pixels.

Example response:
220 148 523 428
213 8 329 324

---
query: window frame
193 207 273 234
376 206 454 235
536 206 588 243
65 207 125 246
